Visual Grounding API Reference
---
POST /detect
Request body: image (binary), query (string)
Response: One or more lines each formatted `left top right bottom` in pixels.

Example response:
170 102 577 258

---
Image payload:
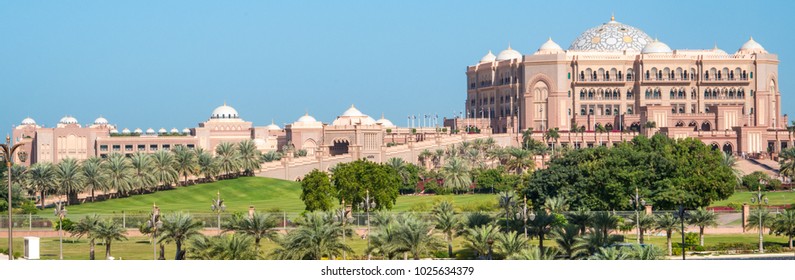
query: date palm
590 247 629 260
771 209 795 249
236 139 262 176
780 148 795 185
441 157 471 194
565 209 592 235
54 158 84 205
418 149 432 169
273 212 352 260
432 201 460 258
590 211 620 237
25 162 57 209
464 224 501 259
172 145 198 186
188 234 259 260
654 213 679 256
497 190 517 228
367 217 403 259
627 212 655 244
527 210 559 253
543 196 569 214
151 151 178 190
129 152 156 194
507 246 558 260
94 218 128 259
195 148 218 182
69 214 101 260
687 208 718 246
215 142 241 179
81 157 107 202
552 224 582 259
505 148 534 175
393 214 443 260
721 152 743 188
496 230 528 257
226 212 279 253
159 212 204 260
104 153 133 197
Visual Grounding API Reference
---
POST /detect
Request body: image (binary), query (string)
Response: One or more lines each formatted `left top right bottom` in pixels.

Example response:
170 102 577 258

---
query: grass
709 190 795 208
64 177 498 215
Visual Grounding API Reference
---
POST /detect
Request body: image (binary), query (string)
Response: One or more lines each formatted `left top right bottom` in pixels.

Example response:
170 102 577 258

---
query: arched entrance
330 139 350 156
701 122 712 131
722 143 733 155
629 122 641 132
710 143 719 151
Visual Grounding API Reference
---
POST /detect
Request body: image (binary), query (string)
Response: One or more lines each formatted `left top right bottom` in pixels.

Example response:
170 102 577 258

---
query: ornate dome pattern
94 116 109 125
568 18 652 52
59 116 79 124
21 117 36 125
496 45 522 61
211 103 240 119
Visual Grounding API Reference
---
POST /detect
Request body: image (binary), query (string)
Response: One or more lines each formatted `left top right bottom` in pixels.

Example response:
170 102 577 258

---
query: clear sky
1 0 792 137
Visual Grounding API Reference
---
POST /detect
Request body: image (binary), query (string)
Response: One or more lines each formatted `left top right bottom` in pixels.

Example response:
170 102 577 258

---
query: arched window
645 89 652 98
618 71 623 80
614 108 619 115
646 70 650 80
670 89 676 99
588 89 594 99
580 90 586 99
658 71 663 79
627 107 634 115
684 70 689 80
704 70 709 80
581 108 586 115
678 88 685 98
589 108 594 115
627 68 634 81
704 89 710 99
580 71 585 80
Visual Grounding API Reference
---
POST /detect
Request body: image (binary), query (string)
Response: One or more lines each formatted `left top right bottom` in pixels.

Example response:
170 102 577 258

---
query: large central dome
568 17 652 52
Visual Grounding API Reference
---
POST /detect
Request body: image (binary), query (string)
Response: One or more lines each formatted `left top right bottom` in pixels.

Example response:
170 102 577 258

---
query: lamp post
630 187 646 244
336 198 351 260
146 203 163 260
677 205 687 260
211 191 226 231
54 201 67 260
1 135 26 260
359 189 376 260
515 195 535 239
751 180 769 253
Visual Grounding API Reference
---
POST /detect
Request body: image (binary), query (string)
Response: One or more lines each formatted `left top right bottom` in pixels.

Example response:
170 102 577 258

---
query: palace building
465 16 789 154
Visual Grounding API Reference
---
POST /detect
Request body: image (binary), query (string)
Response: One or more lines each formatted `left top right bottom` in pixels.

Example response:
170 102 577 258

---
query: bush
685 232 699 247
726 202 744 210
53 218 75 232
693 245 706 252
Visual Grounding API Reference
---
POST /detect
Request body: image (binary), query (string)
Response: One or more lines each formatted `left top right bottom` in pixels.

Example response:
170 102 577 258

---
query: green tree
188 234 259 260
506 247 558 260
386 158 420 194
654 213 679 256
441 157 471 194
332 160 400 211
393 214 443 260
104 153 133 197
771 209 795 249
69 214 101 260
497 190 517 229
300 169 335 211
627 212 655 244
432 201 461 258
464 224 501 259
81 157 107 202
589 247 629 260
25 162 57 209
565 209 591 235
273 212 352 260
159 212 204 260
237 139 262 176
129 152 156 194
496 230 528 257
505 148 534 175
227 212 279 253
778 148 795 186
172 145 198 186
687 208 718 246
151 151 178 190
527 210 559 254
590 211 620 238
195 148 219 182
94 218 128 259
215 142 241 179
54 158 84 205
745 208 774 234
552 224 582 259
721 152 743 188
544 128 560 153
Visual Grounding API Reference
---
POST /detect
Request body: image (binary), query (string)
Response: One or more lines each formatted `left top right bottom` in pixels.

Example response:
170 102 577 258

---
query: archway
675 121 685 127
303 139 317 156
701 122 712 131
604 123 613 131
330 139 350 156
710 143 719 151
629 122 641 132
722 143 733 155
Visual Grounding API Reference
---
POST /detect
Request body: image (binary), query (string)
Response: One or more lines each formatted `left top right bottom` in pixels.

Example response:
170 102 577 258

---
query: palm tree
432 201 460 258
81 157 107 202
272 212 352 260
441 157 471 194
367 217 403 259
94 218 128 259
654 213 679 256
496 230 528 257
25 162 57 209
643 121 657 134
188 234 259 260
54 158 84 205
104 153 133 197
433 149 445 169
497 191 516 229
745 208 774 235
418 150 432 169
687 208 719 246
216 142 241 179
543 196 568 214
722 152 744 188
393 214 443 260
527 210 559 253
628 244 665 260
464 224 501 259
590 211 620 237
552 224 582 259
196 148 219 182
521 129 534 150
595 124 607 146
159 212 204 260
627 212 655 244
573 231 622 257
771 209 795 249
463 212 493 231
69 214 101 260
505 148 534 175
565 209 592 235
129 152 156 194
507 247 558 260
236 140 262 176
589 247 629 260
226 212 279 253
151 151 178 190
779 148 795 186
544 128 560 153
172 145 198 186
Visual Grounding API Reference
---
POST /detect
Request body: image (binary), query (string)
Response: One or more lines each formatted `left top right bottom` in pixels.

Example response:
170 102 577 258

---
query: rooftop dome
569 15 652 52
59 115 79 124
376 114 396 128
210 103 240 119
738 37 767 54
538 38 563 51
21 117 36 126
182 128 191 134
363 116 377 125
341 105 365 117
170 128 179 133
94 116 109 125
146 128 155 134
479 50 496 63
134 128 143 134
496 45 522 61
266 120 281 130
641 39 673 54
122 128 131 134
158 128 167 134
110 128 119 134
296 113 317 123
711 44 728 55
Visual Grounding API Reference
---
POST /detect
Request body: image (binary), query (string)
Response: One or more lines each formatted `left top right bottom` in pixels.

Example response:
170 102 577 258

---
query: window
750 72 753 79
125 145 133 152
568 90 571 97
187 144 195 149
568 72 571 79
580 108 586 116
150 144 158 151
112 145 120 151
100 145 108 152
162 144 170 151
137 144 145 151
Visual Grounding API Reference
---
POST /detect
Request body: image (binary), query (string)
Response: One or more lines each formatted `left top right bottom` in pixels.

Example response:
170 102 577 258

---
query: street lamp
1 135 26 260
146 203 163 260
54 201 67 260
751 180 769 253
630 187 647 244
359 189 376 260
335 198 351 260
677 205 688 260
211 191 226 231
514 195 535 239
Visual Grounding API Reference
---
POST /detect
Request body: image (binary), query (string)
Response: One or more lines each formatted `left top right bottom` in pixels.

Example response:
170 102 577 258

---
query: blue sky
1 0 792 136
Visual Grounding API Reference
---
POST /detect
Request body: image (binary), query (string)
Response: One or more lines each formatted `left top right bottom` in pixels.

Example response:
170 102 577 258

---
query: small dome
641 39 673 54
538 38 563 51
496 45 522 61
362 116 377 125
479 50 496 63
296 113 317 123
170 128 179 133
134 128 143 134
94 116 109 125
738 37 766 53
341 105 365 117
182 128 191 134
146 128 156 134
711 44 728 55
21 117 36 125
266 120 281 130
122 128 131 134
376 114 396 128
158 128 167 134
59 115 79 124
210 103 240 119
110 129 119 134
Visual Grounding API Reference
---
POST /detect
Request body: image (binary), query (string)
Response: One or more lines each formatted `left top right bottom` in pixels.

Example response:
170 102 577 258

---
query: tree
237 140 262 176
590 211 620 238
506 247 558 260
687 208 718 246
94 218 128 259
54 158 84 205
172 145 198 186
69 214 101 260
418 150 433 169
565 209 591 235
104 153 133 197
25 162 57 209
589 247 629 260
496 230 528 257
771 209 795 249
393 214 443 260
464 224 501 259
300 169 335 211
367 214 403 259
552 224 582 259
527 210 559 254
151 151 178 190
332 160 400 211
272 212 352 260
654 213 679 256
595 124 607 146
544 128 560 153
227 212 279 253
129 152 156 194
215 142 241 179
505 148 534 175
721 152 743 188
195 148 219 182
386 158 420 194
543 196 569 214
779 148 795 186
188 234 259 260
441 157 471 194
432 201 460 258
497 191 517 229
745 208 774 234
159 212 204 260
627 212 655 244
81 157 107 202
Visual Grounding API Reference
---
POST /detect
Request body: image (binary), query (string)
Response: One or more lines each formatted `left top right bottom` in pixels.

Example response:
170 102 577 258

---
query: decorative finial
381 112 385 119
271 118 275 125
350 104 355 108
611 13 615 22
224 100 227 106
508 43 512 50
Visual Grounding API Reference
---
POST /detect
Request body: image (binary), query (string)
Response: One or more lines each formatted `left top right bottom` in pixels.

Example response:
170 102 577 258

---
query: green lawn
65 177 497 215
709 191 795 207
